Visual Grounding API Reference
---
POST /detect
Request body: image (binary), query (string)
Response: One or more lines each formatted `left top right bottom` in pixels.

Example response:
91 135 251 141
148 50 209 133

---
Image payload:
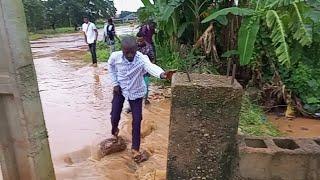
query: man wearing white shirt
82 17 98 67
108 36 174 163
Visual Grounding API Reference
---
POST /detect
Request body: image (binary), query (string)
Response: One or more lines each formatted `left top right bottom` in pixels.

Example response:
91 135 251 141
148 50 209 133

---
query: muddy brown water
269 115 320 138
25 25 320 180
30 26 171 179
32 32 112 179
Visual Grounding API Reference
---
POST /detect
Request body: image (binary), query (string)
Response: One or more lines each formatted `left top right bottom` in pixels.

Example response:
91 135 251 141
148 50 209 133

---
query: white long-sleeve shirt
108 51 164 100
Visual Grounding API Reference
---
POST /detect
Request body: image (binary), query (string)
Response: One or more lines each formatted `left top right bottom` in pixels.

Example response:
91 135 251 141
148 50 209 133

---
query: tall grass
239 96 281 137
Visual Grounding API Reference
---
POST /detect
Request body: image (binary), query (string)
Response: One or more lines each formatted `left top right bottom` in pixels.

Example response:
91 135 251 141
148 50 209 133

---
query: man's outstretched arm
142 55 174 80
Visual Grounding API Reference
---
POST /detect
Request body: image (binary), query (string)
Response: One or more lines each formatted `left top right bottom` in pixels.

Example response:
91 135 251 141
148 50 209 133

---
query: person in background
137 31 155 105
108 36 173 163
82 16 98 67
139 21 156 59
104 18 116 52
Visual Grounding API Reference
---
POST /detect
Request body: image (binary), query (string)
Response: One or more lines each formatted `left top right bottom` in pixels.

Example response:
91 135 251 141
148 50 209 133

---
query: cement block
239 137 320 180
167 73 243 180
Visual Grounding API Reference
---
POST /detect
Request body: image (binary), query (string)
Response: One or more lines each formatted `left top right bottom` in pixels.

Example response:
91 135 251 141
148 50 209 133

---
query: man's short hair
137 31 144 38
121 36 137 48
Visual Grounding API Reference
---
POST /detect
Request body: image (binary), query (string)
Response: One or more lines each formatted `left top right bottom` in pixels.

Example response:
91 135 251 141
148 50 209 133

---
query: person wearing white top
82 17 98 67
108 36 175 163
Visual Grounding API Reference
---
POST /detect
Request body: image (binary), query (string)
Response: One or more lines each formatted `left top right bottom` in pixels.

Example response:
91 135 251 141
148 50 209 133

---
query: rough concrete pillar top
167 73 243 180
172 73 242 89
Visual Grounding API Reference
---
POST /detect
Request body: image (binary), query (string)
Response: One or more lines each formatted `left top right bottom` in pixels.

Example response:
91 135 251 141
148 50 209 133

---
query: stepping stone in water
100 136 127 157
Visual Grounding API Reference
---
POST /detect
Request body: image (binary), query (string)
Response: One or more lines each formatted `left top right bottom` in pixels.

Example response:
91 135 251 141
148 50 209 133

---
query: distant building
122 13 138 22
113 12 137 24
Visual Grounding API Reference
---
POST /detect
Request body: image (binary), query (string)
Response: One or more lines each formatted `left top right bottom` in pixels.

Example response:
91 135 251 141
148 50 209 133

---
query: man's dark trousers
111 93 143 151
88 42 97 64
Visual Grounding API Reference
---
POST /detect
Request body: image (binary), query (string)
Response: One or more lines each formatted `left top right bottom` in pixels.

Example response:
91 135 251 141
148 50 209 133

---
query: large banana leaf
266 0 305 9
266 10 291 66
201 7 254 23
161 0 185 22
291 2 312 46
238 17 260 65
141 0 153 8
177 22 192 38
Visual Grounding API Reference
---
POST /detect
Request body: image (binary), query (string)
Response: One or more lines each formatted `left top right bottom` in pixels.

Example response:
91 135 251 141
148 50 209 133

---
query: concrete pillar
0 0 55 179
167 73 243 180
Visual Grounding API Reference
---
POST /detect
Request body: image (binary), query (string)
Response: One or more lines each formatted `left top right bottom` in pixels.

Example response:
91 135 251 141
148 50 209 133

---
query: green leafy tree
22 0 46 31
24 0 116 31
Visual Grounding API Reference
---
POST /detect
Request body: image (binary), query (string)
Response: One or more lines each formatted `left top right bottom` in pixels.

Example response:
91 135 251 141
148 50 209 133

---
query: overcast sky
113 0 144 13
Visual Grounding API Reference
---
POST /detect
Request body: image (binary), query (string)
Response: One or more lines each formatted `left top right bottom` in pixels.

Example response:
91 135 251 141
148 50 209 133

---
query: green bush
156 45 185 71
284 62 320 113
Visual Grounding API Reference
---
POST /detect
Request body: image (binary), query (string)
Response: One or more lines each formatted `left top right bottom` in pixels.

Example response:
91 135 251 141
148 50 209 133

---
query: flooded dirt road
28 25 320 180
31 25 170 179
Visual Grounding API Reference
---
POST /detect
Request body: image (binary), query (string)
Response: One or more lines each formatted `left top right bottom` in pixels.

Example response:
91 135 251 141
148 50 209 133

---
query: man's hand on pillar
161 70 177 80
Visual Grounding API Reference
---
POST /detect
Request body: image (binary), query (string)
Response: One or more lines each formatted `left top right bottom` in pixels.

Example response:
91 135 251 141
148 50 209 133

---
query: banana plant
185 0 212 41
140 0 212 49
202 0 313 66
140 0 185 49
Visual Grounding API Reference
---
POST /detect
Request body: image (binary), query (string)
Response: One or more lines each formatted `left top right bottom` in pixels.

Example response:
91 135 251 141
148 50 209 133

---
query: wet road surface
31 25 144 179
29 25 320 179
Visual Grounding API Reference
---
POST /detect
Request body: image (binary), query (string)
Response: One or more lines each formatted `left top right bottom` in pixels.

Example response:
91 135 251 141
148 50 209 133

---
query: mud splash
53 90 171 180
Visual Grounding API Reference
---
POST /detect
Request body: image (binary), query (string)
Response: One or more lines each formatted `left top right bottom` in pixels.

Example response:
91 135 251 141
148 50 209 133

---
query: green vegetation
29 27 76 40
84 41 121 62
22 0 116 32
139 0 320 136
239 96 281 137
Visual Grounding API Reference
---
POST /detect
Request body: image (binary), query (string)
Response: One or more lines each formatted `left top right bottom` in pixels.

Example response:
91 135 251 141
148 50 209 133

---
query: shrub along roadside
84 40 121 62
29 27 76 41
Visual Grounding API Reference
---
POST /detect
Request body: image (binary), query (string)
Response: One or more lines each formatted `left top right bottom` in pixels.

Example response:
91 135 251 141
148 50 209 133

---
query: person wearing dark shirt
137 31 155 105
139 21 156 56
104 18 116 52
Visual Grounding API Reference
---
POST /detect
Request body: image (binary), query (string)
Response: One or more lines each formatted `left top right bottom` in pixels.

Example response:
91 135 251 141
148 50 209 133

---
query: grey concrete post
0 0 55 179
167 73 243 180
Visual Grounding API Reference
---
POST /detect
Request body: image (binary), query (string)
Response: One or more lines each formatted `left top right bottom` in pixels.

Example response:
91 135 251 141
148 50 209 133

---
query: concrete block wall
239 136 320 180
